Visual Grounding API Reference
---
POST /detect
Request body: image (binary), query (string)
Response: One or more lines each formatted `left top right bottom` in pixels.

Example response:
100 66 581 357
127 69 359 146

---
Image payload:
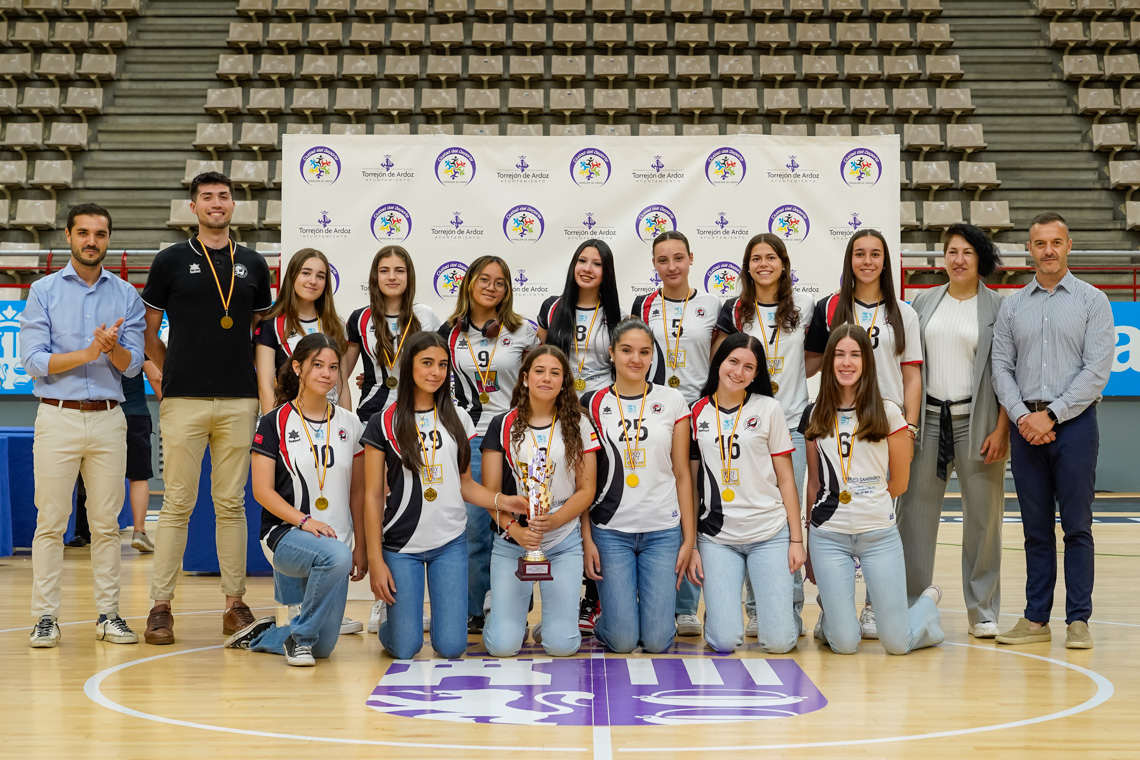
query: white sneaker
30 616 60 648
483 590 492 618
970 621 999 638
367 600 385 633
744 615 758 637
340 616 363 635
676 613 702 636
920 585 943 606
95 613 138 644
859 605 878 640
284 636 315 667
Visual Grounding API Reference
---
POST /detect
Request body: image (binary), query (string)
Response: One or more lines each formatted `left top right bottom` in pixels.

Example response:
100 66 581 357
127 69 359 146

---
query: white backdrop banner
281 135 901 321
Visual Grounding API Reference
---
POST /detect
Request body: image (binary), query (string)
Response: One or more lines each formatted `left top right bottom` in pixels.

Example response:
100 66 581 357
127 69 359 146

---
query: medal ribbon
197 236 236 323
417 406 440 483
574 304 602 381
382 316 415 372
855 298 880 334
713 392 746 486
660 288 692 375
758 302 782 361
292 400 330 499
465 327 500 394
835 411 856 493
614 384 649 473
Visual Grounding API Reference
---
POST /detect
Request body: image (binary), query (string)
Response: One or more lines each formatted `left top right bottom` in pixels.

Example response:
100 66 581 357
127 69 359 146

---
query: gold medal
722 488 735 502
668 375 681 388
385 376 399 389
573 303 602 393
479 391 491 404
838 490 851 504
424 487 438 502
574 377 586 392
770 380 779 393
314 496 328 511
220 315 233 329
625 473 639 488
197 236 238 333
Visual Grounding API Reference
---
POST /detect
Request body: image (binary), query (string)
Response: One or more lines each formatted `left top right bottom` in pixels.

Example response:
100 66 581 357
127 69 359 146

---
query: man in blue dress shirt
991 211 1114 650
19 203 146 648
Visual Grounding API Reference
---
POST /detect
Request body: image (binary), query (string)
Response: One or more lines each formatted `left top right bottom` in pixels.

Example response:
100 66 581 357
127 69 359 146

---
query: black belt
927 394 971 481
1025 401 1053 413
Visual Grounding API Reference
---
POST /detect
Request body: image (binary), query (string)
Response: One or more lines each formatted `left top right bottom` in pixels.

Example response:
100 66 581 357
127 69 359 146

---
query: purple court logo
433 261 468 298
300 146 341 185
328 262 340 294
570 148 612 186
704 262 741 297
704 147 747 186
367 655 827 726
435 147 477 186
636 204 677 243
371 203 412 242
841 147 882 187
503 204 545 244
769 204 811 244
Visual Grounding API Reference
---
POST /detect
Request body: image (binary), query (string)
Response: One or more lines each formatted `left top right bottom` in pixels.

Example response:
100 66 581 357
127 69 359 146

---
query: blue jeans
592 524 682 654
250 528 352 659
466 435 493 618
809 525 943 655
379 534 468 659
483 530 584 657
699 525 797 654
1010 406 1098 624
746 429 806 627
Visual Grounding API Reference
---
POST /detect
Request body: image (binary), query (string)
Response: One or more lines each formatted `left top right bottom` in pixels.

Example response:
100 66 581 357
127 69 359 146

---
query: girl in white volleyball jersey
687 333 805 654
537 239 622 396
581 318 695 654
480 346 599 658
802 324 943 656
225 334 365 667
629 230 719 636
439 255 540 632
362 331 527 660
343 246 442 425
254 249 348 415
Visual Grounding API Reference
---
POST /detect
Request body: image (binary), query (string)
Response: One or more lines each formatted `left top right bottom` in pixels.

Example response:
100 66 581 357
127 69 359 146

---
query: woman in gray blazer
896 224 1009 639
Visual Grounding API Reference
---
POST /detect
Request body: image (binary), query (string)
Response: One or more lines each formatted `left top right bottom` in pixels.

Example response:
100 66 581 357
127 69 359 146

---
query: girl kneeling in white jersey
688 333 805 654
803 325 944 655
226 333 366 667
481 346 600 657
582 318 695 654
362 332 527 660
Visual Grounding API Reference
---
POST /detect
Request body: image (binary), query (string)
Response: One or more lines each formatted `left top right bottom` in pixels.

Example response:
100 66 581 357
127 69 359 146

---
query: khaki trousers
32 402 127 619
149 397 258 601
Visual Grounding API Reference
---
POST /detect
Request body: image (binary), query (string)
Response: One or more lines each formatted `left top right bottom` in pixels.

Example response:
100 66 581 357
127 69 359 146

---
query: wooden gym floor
1 516 1137 760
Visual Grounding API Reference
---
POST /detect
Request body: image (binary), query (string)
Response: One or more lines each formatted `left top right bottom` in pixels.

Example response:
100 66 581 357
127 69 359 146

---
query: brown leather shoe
144 605 175 645
222 602 256 635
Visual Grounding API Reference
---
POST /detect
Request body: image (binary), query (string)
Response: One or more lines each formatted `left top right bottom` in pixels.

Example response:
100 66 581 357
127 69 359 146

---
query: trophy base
515 556 553 582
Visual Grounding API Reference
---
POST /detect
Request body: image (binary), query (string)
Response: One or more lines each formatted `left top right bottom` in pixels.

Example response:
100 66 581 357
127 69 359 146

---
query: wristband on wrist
790 539 803 543
502 518 517 537
494 492 501 509
299 515 311 529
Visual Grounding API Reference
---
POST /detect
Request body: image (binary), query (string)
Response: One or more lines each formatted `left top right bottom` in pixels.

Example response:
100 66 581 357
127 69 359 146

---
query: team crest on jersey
698 421 710 432
338 428 348 441
651 402 664 414
695 307 706 317
501 337 512 346
601 405 613 415
745 416 760 430
367 654 826 726
288 431 301 442
189 262 200 274
234 263 248 278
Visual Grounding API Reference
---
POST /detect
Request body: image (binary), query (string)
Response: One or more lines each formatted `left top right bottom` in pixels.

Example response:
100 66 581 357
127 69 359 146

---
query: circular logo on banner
371 204 412 242
433 261 468 298
434 147 477 186
300 146 341 185
636 204 677 243
840 148 882 187
503 204 545 243
704 262 741 297
704 147 747 186
769 205 811 244
328 262 340 294
570 148 612 186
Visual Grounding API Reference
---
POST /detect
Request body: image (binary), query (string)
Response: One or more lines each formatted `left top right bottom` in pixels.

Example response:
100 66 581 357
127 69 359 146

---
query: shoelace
292 643 314 659
107 617 133 634
149 609 172 629
34 617 55 638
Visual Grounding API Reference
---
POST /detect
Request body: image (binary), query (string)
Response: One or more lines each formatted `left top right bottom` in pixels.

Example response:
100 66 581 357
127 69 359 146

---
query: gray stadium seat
635 86 672 117
722 87 759 117
808 88 846 120
845 54 883 84
285 122 324 134
916 21 953 51
876 21 913 52
77 52 116 81
797 21 831 53
35 51 76 82
247 86 286 118
0 159 27 189
595 124 632 135
463 87 500 120
790 0 826 21
869 0 905 20
755 22 790 52
394 0 428 20
267 21 303 51
1049 20 1087 51
553 21 587 51
461 123 497 135
1078 86 1117 119
726 124 763 134
750 0 784 21
926 54 963 83
593 88 630 119
388 22 425 53
970 200 1013 232
634 22 668 51
181 159 223 187
103 0 141 18
679 86 715 118
714 22 749 51
228 21 263 52
378 86 415 119
1091 20 1127 50
217 53 254 84
911 159 951 197
374 123 412 134
383 53 419 84
934 87 974 120
718 54 753 84
675 22 709 54
550 87 586 117
1062 53 1102 82
900 200 919 229
20 85 60 114
430 21 464 53
634 54 669 83
231 199 259 231
299 53 337 81
420 87 458 120
229 161 271 195
317 0 351 19
883 54 920 84
922 200 963 230
355 0 389 21
261 198 280 228
51 20 88 50
333 86 373 119
91 21 128 51
1 121 44 154
553 54 588 84
640 123 676 135
237 122 278 156
684 124 720 136
946 123 986 156
893 86 931 119
902 122 942 158
509 54 544 86
476 0 508 20
507 124 543 136
830 0 864 19
433 0 466 20
62 85 101 119
958 160 1001 198
205 86 243 117
803 54 840 83
676 54 711 84
427 54 462 84
759 54 796 85
507 87 544 118
771 123 809 136
908 0 942 20
815 123 853 136
341 53 379 85
193 122 234 157
307 22 344 52
348 22 384 50
551 124 587 136
467 54 503 85
764 88 803 119
838 22 873 50
513 22 547 53
851 87 889 118
1105 53 1140 82
237 0 272 18
595 22 629 53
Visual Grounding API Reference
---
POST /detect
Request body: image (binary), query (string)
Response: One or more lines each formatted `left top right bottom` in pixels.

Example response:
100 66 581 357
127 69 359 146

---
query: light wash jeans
745 429 806 627
483 529 584 657
379 534 468 659
592 524 682 654
699 524 798 654
809 525 944 655
466 435 493 618
250 528 352 660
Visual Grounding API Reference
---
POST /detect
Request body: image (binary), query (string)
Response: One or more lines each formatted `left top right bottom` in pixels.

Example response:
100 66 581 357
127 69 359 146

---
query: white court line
591 648 612 760
83 645 588 753
619 643 1115 753
0 607 277 635
938 608 1140 629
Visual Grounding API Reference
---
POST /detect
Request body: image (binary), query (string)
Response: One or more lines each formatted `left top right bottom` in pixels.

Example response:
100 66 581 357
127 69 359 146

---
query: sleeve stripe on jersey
690 396 711 438
547 298 560 329
733 298 743 331
901 360 923 365
275 314 291 357
381 403 401 456
825 293 840 328
772 447 796 456
500 409 519 471
889 425 910 436
639 290 659 323
357 307 373 358
276 405 294 472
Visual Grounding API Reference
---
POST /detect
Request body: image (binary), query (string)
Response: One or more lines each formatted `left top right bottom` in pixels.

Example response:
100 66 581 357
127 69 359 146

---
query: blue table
183 446 272 575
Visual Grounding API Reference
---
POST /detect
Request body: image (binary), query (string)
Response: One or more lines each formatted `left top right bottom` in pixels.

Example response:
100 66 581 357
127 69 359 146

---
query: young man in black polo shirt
141 172 273 644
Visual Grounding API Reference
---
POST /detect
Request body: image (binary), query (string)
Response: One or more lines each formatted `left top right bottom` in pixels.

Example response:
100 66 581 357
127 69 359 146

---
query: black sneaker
284 635 315 666
223 615 275 650
65 535 90 548
467 615 485 634
579 598 599 635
